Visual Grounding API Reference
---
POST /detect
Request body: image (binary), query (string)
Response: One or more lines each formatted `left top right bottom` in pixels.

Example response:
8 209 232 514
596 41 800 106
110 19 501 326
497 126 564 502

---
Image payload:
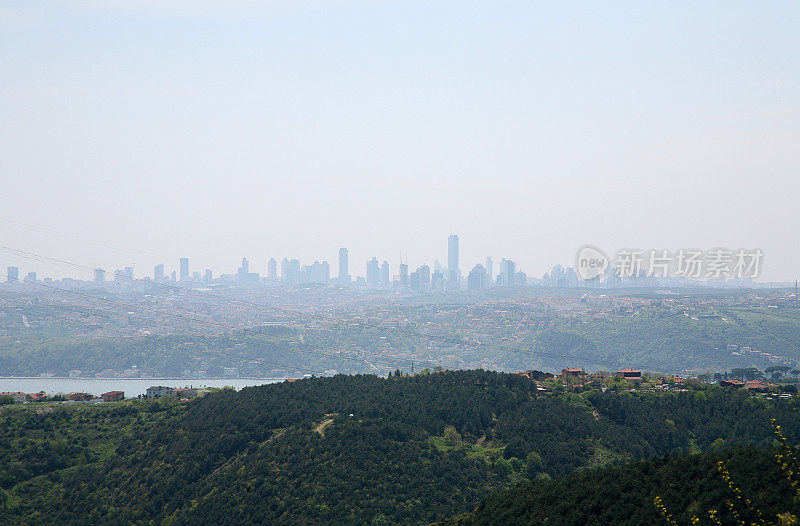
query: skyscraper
154 264 164 282
447 234 460 290
399 262 409 287
485 257 493 287
500 259 515 287
468 264 487 290
381 261 390 285
338 248 349 284
267 258 278 280
179 258 189 282
366 257 380 287
281 258 301 285
237 258 249 281
6 266 19 283
94 268 106 282
417 264 431 292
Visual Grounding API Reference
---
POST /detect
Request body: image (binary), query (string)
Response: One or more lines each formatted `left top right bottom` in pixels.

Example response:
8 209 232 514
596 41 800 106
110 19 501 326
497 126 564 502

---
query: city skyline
3 237 783 289
2 2 798 283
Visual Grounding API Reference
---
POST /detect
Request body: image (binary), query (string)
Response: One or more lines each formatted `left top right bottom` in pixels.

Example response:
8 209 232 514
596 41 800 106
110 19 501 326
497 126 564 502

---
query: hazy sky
1 1 798 281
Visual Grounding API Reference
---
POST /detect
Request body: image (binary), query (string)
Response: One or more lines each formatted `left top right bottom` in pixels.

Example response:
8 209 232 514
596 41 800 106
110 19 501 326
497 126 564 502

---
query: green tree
525 451 543 480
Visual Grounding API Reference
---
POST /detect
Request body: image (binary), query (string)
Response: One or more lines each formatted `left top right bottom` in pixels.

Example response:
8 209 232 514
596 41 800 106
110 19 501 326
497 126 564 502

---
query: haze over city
2 1 799 280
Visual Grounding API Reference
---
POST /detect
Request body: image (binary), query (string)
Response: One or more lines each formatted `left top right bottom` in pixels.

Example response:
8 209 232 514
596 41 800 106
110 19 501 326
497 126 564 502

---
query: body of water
0 378 285 397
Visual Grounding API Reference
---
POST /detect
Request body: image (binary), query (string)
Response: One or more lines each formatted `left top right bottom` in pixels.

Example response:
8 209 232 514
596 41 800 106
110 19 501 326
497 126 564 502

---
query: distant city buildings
179 258 189 282
338 248 349 285
281 258 301 286
1 233 550 292
467 264 487 290
447 234 460 290
399 262 409 287
380 261 390 286
366 257 380 288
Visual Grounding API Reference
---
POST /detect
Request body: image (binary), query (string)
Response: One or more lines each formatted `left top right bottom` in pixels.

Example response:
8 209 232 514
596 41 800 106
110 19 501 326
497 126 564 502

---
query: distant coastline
0 377 285 397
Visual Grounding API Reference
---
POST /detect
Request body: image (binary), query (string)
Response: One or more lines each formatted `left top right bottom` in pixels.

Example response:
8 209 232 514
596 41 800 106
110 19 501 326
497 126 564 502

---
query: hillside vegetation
2 371 800 524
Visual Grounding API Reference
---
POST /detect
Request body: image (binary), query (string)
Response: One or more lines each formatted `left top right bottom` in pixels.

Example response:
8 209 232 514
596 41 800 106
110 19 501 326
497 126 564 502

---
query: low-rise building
1 392 30 404
615 369 642 382
146 386 175 399
560 368 585 380
100 391 124 402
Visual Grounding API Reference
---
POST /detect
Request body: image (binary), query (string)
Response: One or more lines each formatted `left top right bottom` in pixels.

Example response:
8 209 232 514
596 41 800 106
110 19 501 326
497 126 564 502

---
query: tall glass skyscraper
179 257 189 282
338 248 349 284
447 234 459 290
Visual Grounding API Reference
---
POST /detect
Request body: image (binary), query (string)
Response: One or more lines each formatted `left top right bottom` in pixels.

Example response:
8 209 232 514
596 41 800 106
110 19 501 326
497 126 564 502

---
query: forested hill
3 371 800 524
439 446 800 526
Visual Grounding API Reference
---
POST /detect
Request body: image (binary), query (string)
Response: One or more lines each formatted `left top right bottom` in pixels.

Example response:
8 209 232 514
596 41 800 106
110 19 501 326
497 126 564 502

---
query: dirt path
315 418 334 436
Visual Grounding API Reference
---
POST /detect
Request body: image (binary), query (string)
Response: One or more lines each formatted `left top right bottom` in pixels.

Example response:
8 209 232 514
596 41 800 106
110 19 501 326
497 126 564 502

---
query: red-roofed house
616 369 642 380
744 380 771 392
560 368 585 380
100 391 124 402
720 379 745 388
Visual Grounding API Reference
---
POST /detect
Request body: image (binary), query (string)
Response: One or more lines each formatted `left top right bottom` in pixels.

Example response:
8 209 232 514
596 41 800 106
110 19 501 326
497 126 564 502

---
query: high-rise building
500 259 516 287
338 248 350 284
267 258 278 280
24 272 36 283
447 234 460 290
485 257 493 287
179 258 189 282
366 257 380 287
431 269 444 291
6 266 19 283
399 262 409 287
94 268 106 282
417 264 431 292
468 264 487 290
154 264 164 282
204 269 213 282
409 271 421 291
124 267 133 279
281 258 301 285
381 261 390 285
237 258 249 281
303 261 330 284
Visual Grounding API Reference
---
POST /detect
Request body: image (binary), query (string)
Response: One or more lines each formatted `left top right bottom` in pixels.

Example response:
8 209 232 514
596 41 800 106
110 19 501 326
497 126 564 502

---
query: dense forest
2 370 800 524
440 446 800 525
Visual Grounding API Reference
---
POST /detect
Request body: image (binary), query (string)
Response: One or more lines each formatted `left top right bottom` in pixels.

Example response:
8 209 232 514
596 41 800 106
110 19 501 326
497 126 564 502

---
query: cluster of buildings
149 235 528 293
4 234 529 293
513 366 792 396
0 386 213 405
1 390 124 403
